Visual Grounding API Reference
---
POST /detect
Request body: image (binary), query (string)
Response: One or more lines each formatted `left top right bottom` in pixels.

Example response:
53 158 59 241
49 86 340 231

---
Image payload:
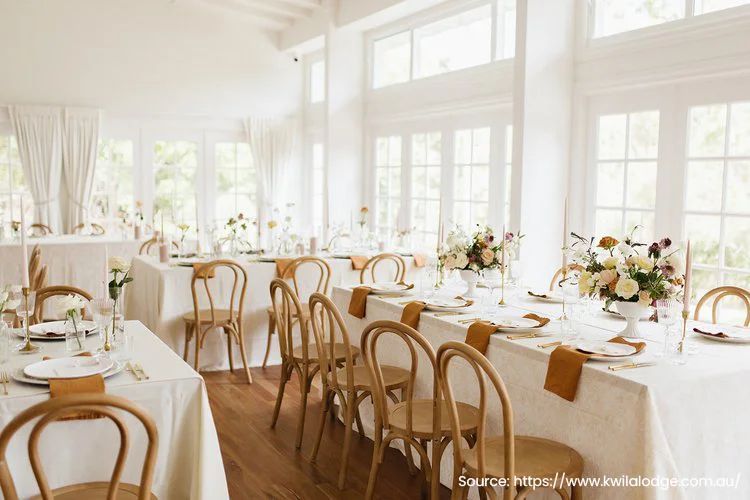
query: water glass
0 322 10 365
560 282 579 337
655 299 678 358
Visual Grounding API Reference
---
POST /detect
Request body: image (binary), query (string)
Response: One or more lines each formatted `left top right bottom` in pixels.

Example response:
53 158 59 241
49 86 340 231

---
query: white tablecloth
125 255 424 370
0 320 228 500
0 235 142 296
331 284 749 500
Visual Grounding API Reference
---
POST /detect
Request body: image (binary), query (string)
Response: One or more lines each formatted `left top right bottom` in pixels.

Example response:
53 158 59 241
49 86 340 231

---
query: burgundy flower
659 237 672 249
648 242 660 255
505 232 514 241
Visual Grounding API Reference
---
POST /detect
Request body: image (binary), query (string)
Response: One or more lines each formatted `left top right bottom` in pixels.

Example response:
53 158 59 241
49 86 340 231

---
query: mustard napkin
350 255 369 270
464 313 549 354
412 253 428 268
348 286 372 318
400 301 426 329
275 258 295 277
193 263 215 279
49 374 106 421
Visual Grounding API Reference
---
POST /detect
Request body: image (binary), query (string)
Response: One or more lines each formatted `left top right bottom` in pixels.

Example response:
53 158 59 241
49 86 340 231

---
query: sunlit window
312 142 325 232
496 0 516 60
92 139 134 227
694 0 750 14
410 132 441 248
374 136 402 239
310 59 325 103
153 140 197 233
453 127 491 229
0 136 31 231
594 111 660 241
373 32 411 89
215 142 257 241
504 125 513 225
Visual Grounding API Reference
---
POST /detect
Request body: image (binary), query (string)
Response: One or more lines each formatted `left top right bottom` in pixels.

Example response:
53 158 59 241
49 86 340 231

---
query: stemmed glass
560 282 579 339
656 299 683 363
481 269 502 315
14 290 37 353
90 297 114 353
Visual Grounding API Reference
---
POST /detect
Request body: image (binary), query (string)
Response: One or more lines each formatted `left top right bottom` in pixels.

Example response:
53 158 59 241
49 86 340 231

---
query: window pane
454 165 471 200
596 209 623 236
412 134 426 165
688 104 727 158
597 114 627 160
684 214 721 266
726 161 750 213
455 130 472 164
593 0 684 38
685 161 723 212
472 128 490 163
426 166 441 198
496 0 517 59
389 168 401 197
624 211 654 241
471 165 490 201
373 32 411 89
728 101 750 157
597 163 625 207
694 0 750 14
388 136 402 166
626 161 657 209
412 166 426 198
310 60 326 103
216 143 236 168
628 111 659 159
376 138 389 166
427 132 441 164
724 216 750 269
414 5 492 79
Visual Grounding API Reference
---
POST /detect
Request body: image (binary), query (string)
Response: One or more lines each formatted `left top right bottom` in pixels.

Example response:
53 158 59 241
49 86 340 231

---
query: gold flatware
608 361 656 372
135 363 149 380
127 362 142 381
377 294 408 299
432 311 462 317
506 333 538 340
538 340 562 349
457 318 482 324
1 370 7 395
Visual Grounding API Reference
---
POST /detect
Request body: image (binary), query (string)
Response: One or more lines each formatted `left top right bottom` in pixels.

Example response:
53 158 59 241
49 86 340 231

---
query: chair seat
292 342 359 362
267 303 310 320
32 482 157 500
463 435 584 480
389 399 479 439
327 364 409 391
182 309 236 324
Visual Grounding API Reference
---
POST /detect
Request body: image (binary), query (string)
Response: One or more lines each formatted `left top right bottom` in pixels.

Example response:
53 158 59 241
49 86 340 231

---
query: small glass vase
65 310 85 352
108 286 125 349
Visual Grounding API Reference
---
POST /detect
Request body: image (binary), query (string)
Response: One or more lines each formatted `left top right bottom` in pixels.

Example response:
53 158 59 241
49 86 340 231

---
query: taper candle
683 240 692 312
561 197 569 272
19 195 29 288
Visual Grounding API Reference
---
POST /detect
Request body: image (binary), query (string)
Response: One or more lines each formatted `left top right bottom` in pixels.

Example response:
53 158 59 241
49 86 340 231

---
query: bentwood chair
28 223 53 237
139 237 179 256
437 341 583 499
361 320 479 500
694 286 750 326
359 253 407 284
308 293 409 489
0 393 158 500
72 222 106 236
32 285 93 324
269 278 357 450
182 260 251 383
262 256 331 368
28 245 48 291
548 264 584 291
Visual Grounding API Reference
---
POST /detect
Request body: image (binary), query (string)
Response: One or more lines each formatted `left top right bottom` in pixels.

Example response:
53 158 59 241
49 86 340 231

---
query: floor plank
204 368 451 499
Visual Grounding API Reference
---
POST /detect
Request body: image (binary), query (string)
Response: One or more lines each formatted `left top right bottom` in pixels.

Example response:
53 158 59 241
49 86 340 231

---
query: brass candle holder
678 309 689 353
498 262 506 306
17 287 39 354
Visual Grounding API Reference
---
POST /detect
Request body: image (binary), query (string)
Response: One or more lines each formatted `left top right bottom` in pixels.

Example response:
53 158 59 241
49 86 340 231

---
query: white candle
561 197 569 271
104 245 109 288
683 240 692 312
19 196 29 288
501 224 507 268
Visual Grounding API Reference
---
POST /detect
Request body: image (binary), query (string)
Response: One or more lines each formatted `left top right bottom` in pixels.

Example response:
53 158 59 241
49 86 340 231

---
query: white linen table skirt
331 285 750 500
0 320 228 499
0 235 142 295
125 255 424 370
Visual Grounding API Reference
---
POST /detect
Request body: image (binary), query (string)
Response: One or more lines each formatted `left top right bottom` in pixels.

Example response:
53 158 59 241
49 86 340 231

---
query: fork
1 370 8 395
127 362 142 381
135 363 150 380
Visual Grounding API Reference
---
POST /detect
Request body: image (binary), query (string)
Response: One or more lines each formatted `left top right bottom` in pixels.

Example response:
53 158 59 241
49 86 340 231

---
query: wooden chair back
28 223 52 237
190 260 247 328
308 292 355 390
139 237 178 255
281 256 332 300
361 320 438 434
437 341 515 497
72 222 106 236
548 263 584 291
270 278 311 364
0 393 158 500
359 253 406 284
28 245 48 291
694 286 750 326
33 285 93 324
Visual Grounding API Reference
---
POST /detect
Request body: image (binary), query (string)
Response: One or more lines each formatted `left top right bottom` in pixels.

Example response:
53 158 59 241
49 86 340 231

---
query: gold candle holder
560 268 568 322
17 287 39 353
678 309 689 353
498 262 506 306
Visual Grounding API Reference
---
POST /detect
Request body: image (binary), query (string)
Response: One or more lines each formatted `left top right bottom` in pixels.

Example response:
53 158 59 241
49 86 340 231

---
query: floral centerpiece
177 222 190 256
569 228 684 338
439 226 505 296
223 213 253 255
107 256 133 349
56 294 86 351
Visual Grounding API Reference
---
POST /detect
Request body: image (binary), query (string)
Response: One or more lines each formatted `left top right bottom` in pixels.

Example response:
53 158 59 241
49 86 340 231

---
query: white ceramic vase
459 269 480 298
614 301 649 339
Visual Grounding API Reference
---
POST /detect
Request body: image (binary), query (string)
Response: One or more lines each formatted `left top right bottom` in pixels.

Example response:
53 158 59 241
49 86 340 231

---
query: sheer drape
9 105 63 232
62 108 100 232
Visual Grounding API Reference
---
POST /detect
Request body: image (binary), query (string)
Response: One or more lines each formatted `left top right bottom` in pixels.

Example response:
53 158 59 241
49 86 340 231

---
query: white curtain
244 117 295 247
9 105 64 232
62 108 100 232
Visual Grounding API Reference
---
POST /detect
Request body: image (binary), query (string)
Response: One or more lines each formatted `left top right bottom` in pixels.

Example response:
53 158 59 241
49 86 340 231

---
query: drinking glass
655 299 678 358
481 269 502 314
90 297 114 352
560 282 578 338
0 322 10 365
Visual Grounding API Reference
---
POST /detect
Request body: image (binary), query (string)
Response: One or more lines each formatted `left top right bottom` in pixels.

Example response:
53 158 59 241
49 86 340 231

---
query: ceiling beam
237 0 312 20
196 0 290 30
273 0 321 9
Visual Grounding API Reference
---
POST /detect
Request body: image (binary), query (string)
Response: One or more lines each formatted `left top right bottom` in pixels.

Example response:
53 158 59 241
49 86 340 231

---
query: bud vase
65 310 85 352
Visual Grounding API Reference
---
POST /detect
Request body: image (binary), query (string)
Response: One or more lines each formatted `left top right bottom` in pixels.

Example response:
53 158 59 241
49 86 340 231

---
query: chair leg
402 387 417 476
364 427 384 500
182 322 191 361
271 363 290 428
262 313 275 368
237 327 252 384
193 324 201 373
555 488 570 500
226 328 234 372
571 485 582 500
295 373 310 449
337 391 356 489
310 388 333 463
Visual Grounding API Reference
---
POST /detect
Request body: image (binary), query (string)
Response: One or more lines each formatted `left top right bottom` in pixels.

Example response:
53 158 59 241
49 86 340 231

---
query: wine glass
481 268 502 314
90 297 114 352
655 299 677 358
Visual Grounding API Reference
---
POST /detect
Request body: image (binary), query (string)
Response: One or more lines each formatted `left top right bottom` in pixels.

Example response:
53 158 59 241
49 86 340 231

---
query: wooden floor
204 367 451 500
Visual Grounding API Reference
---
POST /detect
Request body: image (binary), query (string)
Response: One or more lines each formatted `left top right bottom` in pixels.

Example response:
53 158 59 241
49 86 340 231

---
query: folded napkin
275 258 295 277
464 313 550 354
694 327 728 338
544 336 646 402
49 373 106 420
193 263 216 279
350 255 369 270
413 253 428 268
528 291 551 299
400 301 426 329
348 286 372 318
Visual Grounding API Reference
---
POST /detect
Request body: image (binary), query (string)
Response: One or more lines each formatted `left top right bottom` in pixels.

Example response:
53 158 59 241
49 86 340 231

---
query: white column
512 0 576 288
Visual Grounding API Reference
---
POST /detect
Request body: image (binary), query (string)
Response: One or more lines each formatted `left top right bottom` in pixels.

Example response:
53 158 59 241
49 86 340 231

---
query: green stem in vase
69 311 83 350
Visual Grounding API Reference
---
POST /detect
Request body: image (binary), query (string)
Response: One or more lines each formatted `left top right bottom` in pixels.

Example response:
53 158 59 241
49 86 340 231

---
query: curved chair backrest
548 263 584 291
694 286 750 327
437 341 515 496
360 320 438 435
270 278 311 365
33 285 93 324
72 222 106 236
0 393 158 500
139 237 179 255
28 245 47 291
308 292 355 391
191 260 247 328
360 253 406 285
281 256 332 300
28 223 53 237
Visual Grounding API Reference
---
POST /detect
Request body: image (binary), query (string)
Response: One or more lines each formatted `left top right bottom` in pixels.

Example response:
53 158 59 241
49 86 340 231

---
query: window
410 132 441 247
414 5 492 79
153 140 198 233
695 0 750 14
504 125 513 225
311 142 325 231
594 111 659 240
92 139 134 226
309 60 325 104
373 32 411 89
374 136 402 238
684 101 750 322
453 127 491 229
0 136 30 230
496 0 516 60
215 142 257 236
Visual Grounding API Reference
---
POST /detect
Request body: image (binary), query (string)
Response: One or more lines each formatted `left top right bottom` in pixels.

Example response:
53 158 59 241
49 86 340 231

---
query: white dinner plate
424 297 473 312
527 291 563 304
177 258 209 266
695 326 750 344
12 360 125 386
369 282 413 295
24 356 114 380
24 321 98 341
575 340 637 361
484 316 543 333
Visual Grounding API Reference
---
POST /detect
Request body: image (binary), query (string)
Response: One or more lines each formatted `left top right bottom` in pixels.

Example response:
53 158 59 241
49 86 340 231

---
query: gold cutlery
538 340 562 349
457 318 482 324
135 363 149 380
127 362 142 381
507 333 538 340
432 311 462 317
608 361 656 371
0 370 8 395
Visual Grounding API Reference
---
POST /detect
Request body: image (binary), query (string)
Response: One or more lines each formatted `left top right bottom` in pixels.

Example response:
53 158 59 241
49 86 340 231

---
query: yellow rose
578 271 594 295
634 255 654 271
615 278 639 300
603 256 618 269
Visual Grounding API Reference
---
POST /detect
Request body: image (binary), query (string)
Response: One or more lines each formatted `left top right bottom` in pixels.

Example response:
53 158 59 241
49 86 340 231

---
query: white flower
578 271 595 295
602 256 618 269
481 248 495 266
10 285 22 294
55 294 86 316
633 255 654 271
444 255 457 270
108 256 130 273
453 252 469 270
5 299 20 311
617 242 634 257
638 290 652 307
615 278 639 300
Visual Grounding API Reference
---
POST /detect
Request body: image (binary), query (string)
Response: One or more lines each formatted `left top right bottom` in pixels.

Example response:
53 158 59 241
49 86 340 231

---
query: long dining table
0 320 228 499
331 283 749 500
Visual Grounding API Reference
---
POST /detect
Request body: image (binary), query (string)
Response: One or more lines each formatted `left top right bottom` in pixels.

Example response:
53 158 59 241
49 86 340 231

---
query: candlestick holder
678 309 689 353
498 262 507 306
16 287 40 354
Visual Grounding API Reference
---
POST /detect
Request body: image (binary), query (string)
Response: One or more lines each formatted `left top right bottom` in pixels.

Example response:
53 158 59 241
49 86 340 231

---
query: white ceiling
193 0 323 31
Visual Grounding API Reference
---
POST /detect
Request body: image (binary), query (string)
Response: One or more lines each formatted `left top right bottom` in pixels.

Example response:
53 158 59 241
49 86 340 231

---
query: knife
608 361 657 371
